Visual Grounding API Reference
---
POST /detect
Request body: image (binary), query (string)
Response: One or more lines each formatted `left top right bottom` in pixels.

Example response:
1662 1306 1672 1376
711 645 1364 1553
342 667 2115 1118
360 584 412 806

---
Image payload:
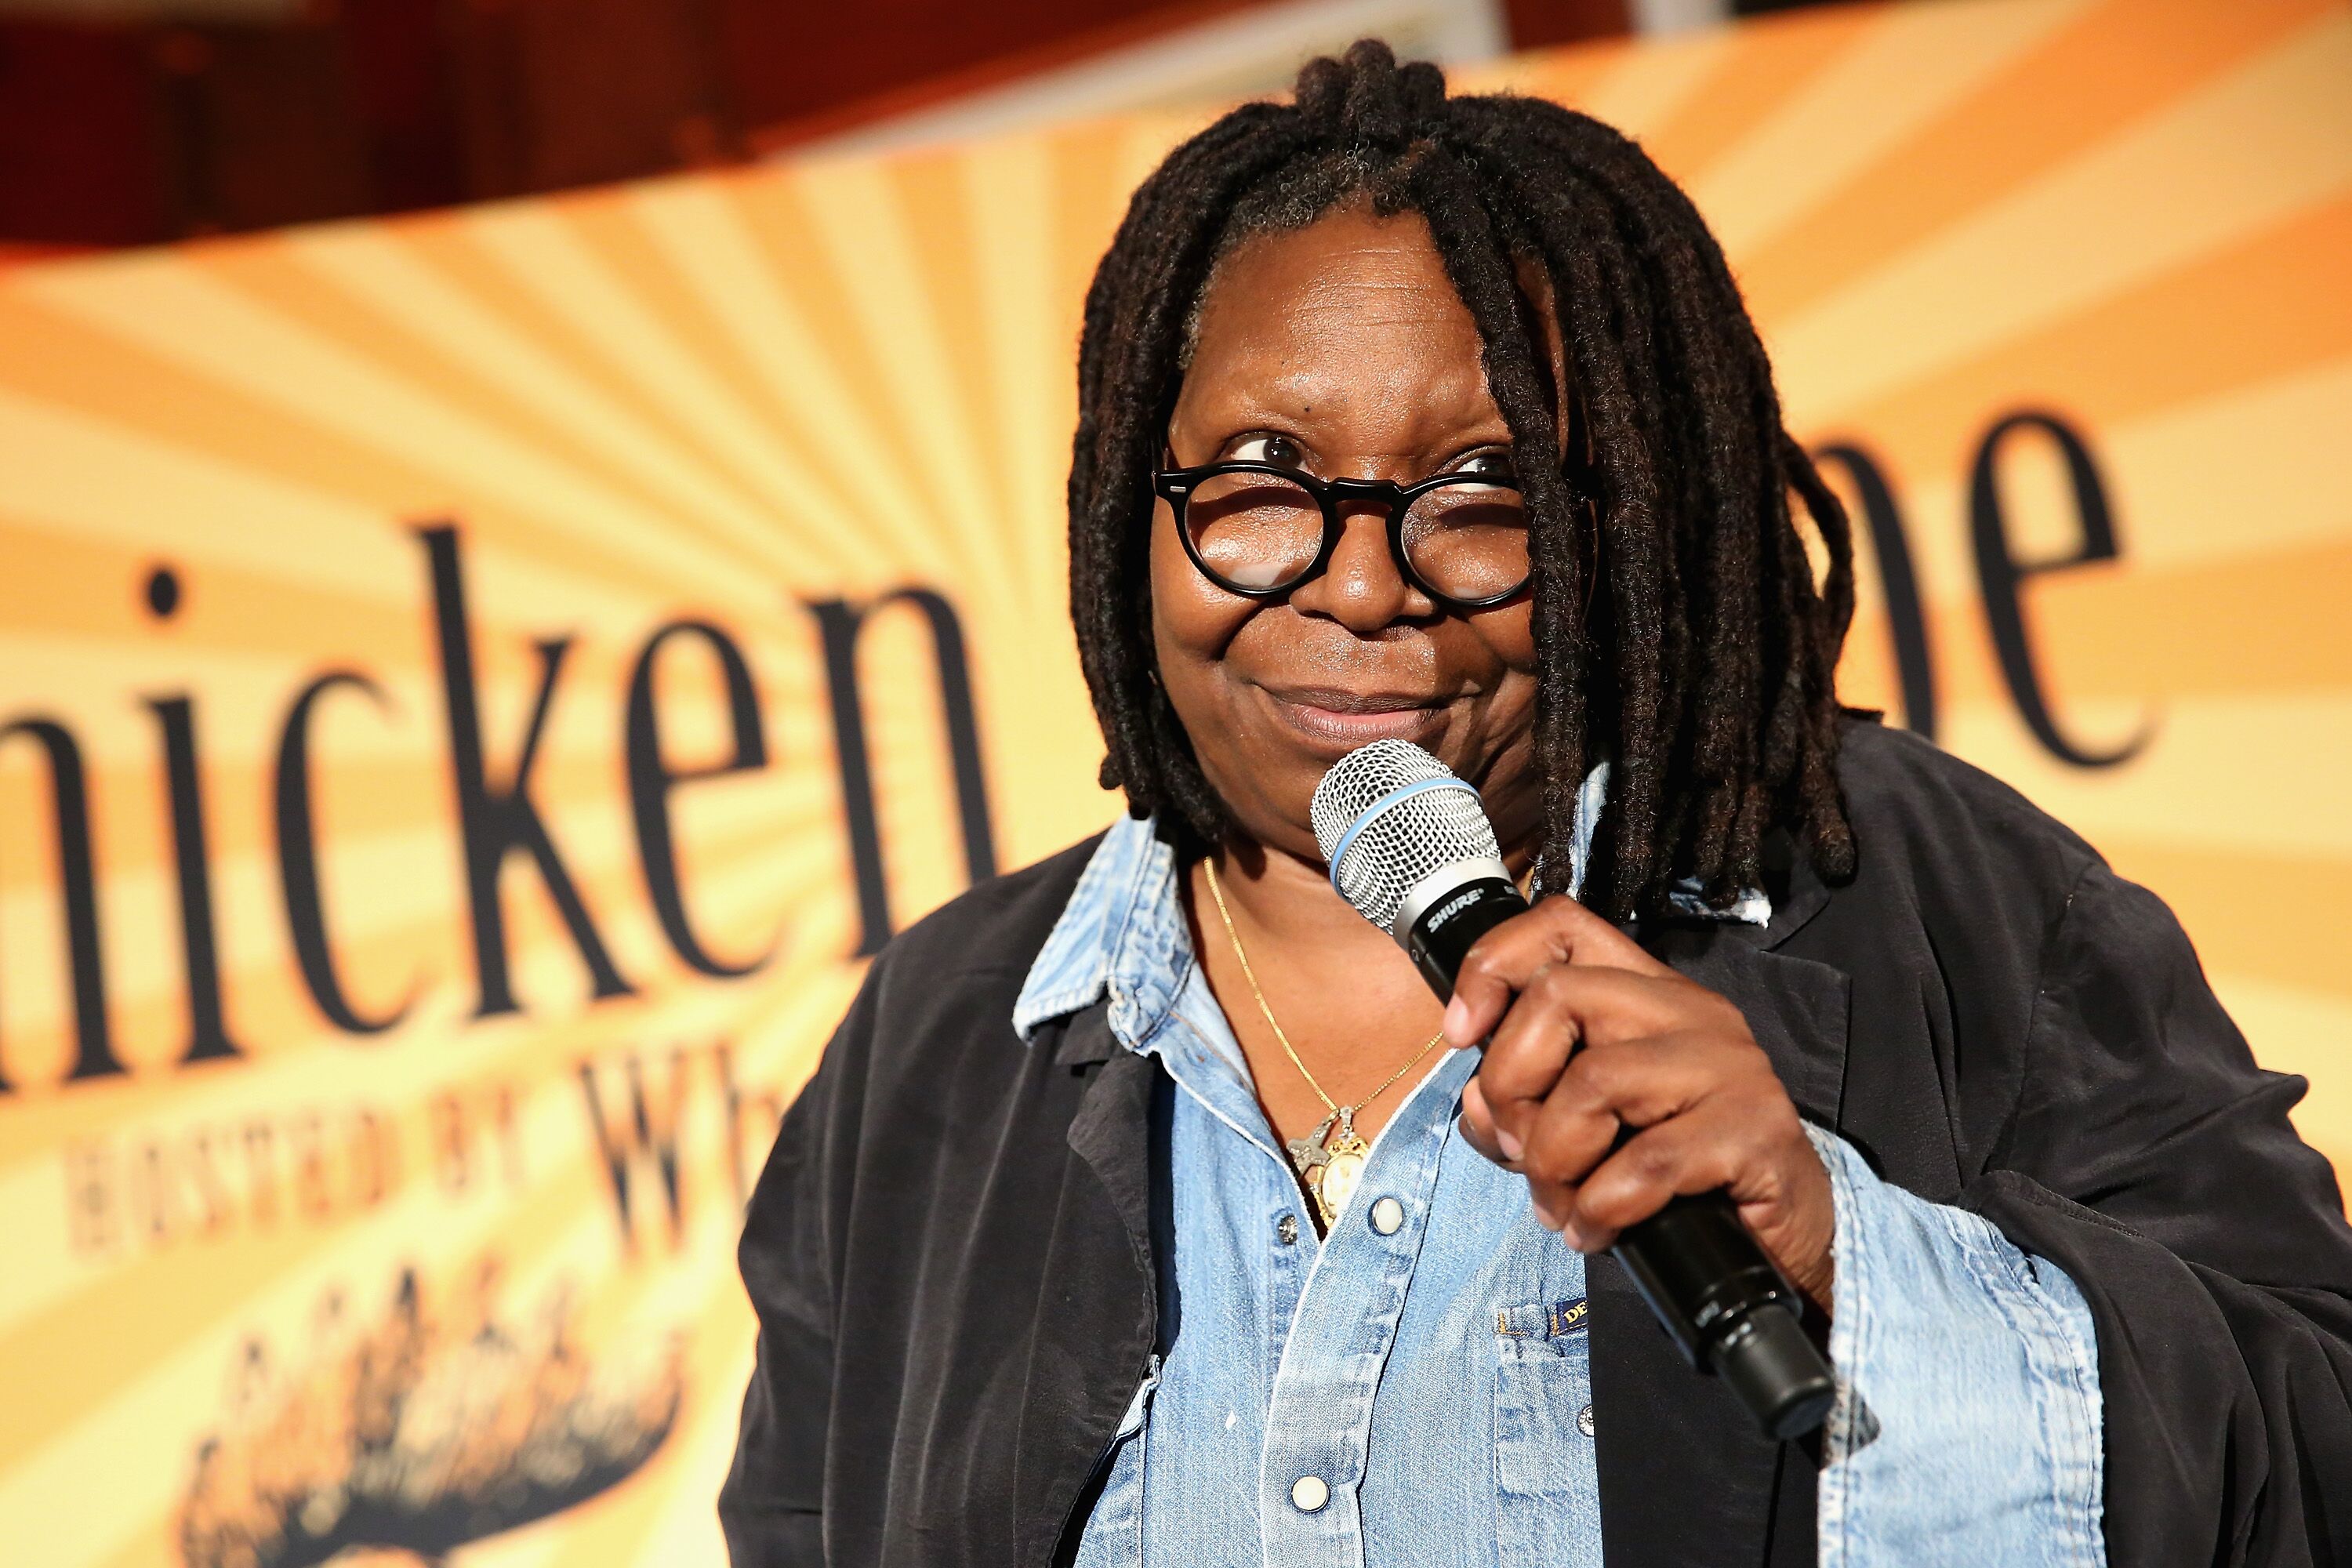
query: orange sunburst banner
2 0 2348 1562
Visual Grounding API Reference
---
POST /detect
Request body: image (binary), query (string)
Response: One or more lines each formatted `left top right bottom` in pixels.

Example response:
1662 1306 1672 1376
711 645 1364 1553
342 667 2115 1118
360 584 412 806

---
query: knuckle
1555 1065 1608 1117
1574 1036 1635 1087
1628 1135 1680 1185
1574 1034 1627 1074
1524 1114 1591 1180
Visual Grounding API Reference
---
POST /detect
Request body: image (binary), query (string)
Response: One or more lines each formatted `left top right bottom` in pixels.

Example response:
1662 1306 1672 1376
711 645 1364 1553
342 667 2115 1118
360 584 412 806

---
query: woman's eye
1455 449 1518 481
1229 433 1305 467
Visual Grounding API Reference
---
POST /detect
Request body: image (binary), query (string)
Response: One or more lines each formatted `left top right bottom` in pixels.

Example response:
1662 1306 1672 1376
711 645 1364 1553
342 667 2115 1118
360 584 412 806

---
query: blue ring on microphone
1326 775 1483 897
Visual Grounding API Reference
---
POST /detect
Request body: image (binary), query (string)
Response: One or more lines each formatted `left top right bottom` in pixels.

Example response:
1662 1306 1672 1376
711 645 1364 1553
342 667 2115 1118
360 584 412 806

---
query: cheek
1446 599 1541 730
1460 601 1544 779
1474 598 1541 677
1148 500 1255 694
1457 601 1546 846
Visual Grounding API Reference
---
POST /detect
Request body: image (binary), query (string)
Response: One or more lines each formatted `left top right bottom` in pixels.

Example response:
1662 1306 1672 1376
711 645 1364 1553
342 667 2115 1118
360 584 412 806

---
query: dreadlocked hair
1066 38 1858 919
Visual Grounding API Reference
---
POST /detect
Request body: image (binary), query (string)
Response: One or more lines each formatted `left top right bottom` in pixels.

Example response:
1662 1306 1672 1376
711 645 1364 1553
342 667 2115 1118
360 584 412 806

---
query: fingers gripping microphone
1312 740 1836 1442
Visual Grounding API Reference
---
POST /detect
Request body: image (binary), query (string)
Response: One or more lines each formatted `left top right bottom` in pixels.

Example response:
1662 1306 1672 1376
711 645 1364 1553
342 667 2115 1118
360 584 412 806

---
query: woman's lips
1258 685 1453 750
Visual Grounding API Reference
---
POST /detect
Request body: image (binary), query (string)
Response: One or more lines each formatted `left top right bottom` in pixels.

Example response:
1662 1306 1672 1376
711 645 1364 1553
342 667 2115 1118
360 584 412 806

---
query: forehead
1180 205 1495 426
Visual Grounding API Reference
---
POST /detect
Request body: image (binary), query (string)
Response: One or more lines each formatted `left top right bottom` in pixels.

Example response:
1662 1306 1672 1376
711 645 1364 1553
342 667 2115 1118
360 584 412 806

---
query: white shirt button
1369 1196 1405 1235
1290 1474 1330 1513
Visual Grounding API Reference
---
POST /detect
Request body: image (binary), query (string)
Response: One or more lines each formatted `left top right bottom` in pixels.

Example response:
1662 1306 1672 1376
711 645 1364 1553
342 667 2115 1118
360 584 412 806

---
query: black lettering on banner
625 621 778 978
275 670 416 1035
0 717 119 1087
1813 443 1939 741
147 695 246 1066
419 523 633 1015
1969 412 2157 768
806 589 999 957
578 1051 689 1253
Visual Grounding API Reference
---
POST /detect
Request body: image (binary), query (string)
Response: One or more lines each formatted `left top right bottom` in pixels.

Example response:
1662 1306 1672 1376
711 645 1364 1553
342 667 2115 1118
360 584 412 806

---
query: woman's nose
1287 503 1425 631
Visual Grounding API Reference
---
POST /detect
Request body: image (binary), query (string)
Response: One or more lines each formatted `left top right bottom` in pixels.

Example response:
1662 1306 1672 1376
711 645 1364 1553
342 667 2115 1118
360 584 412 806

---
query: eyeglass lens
1184 470 1530 602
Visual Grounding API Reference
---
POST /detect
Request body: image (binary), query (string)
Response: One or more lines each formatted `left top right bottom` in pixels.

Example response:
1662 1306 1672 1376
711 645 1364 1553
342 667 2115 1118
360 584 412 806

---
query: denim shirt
1014 808 2105 1568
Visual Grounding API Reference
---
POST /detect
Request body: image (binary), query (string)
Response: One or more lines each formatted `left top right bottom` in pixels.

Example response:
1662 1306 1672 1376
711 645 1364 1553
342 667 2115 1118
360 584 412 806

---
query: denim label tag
1496 1297 1590 1339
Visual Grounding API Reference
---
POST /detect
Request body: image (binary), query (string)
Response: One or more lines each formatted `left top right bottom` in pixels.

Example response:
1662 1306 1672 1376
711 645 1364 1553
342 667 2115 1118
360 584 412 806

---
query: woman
720 42 2352 1567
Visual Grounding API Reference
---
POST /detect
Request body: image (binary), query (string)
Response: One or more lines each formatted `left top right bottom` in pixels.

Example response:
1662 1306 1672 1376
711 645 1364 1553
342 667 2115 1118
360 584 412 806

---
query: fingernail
1496 1123 1525 1162
1443 997 1471 1045
1559 1221 1587 1251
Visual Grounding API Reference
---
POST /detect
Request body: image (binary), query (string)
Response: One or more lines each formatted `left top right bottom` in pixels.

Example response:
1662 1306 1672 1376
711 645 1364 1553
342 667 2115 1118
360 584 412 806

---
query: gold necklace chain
1201 856 1445 1125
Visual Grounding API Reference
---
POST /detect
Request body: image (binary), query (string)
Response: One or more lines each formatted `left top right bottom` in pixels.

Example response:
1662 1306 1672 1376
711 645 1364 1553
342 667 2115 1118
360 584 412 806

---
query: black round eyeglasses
1150 461 1533 610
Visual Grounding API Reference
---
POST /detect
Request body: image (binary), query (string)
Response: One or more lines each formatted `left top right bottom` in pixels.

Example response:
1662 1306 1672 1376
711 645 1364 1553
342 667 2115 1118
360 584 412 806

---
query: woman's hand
1446 896 1836 1311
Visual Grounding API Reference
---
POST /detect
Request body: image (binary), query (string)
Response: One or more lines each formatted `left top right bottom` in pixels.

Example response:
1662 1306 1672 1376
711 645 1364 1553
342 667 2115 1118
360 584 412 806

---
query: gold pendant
1319 1142 1368 1219
1312 1105 1371 1223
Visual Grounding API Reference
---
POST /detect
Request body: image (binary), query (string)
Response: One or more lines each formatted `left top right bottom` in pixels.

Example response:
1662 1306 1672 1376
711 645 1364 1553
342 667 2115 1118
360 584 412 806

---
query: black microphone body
1316 743 1837 1442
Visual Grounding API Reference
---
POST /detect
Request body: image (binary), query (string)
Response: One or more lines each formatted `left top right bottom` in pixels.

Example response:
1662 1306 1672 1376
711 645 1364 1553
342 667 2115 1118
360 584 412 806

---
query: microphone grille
1310 740 1502 931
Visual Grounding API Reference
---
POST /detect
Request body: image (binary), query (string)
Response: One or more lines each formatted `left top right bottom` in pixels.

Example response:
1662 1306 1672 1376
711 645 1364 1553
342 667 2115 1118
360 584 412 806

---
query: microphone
1311 739 1836 1441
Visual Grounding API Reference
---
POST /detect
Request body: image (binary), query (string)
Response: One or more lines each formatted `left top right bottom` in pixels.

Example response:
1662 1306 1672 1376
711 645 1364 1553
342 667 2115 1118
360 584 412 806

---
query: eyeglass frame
1149 459 1534 611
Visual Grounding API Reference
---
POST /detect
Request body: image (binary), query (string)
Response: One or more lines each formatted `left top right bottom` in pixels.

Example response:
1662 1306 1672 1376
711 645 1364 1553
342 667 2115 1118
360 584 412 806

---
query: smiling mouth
1258 685 1453 749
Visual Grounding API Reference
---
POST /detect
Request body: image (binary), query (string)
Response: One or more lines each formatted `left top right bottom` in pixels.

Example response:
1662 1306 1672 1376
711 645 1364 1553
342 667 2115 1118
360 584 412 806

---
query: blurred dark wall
5 0 739 244
0 0 1636 249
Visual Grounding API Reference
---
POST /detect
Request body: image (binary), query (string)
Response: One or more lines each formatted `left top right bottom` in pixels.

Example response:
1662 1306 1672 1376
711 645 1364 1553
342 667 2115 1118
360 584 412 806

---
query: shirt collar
1011 760 1768 1040
1012 812 1183 1041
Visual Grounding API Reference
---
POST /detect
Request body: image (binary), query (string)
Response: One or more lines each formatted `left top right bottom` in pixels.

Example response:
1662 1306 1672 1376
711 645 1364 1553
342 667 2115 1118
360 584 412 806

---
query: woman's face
1151 201 1554 865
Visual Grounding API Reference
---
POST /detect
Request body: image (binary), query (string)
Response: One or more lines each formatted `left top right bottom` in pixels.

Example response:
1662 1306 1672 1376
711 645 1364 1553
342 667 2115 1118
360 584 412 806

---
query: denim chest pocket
1492 1300 1602 1568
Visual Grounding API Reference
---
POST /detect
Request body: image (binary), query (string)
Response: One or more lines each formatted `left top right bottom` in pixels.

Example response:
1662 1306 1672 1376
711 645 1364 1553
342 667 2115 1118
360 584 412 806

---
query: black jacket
720 717 2352 1566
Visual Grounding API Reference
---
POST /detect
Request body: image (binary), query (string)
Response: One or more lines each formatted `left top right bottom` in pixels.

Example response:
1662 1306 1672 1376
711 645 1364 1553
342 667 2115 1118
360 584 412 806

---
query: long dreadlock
1067 39 1858 919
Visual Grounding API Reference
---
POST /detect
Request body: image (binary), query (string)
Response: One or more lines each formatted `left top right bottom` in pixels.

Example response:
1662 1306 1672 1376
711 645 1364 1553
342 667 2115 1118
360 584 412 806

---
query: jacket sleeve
719 980 873 1566
1964 860 2352 1568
